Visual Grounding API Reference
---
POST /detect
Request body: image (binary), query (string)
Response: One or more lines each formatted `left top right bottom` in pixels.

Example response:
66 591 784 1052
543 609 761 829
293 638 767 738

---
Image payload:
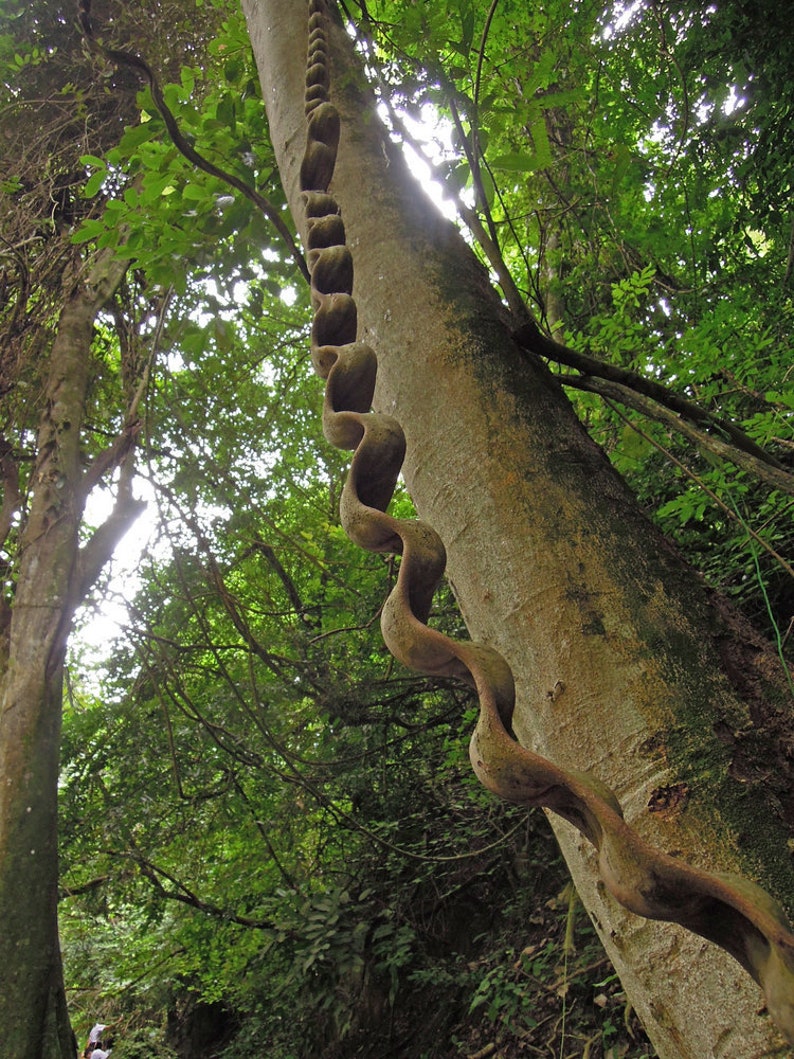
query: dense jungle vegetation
1 0 792 1055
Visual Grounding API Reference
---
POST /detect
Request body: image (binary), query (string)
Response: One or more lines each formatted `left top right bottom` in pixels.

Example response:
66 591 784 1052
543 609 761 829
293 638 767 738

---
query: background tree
0 2 218 1054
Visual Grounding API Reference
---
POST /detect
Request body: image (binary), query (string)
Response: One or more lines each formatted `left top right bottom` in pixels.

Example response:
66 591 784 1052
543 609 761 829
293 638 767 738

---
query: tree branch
250 538 308 618
78 0 310 284
0 434 21 554
76 445 147 602
558 372 794 497
601 398 794 580
132 854 277 930
513 320 792 480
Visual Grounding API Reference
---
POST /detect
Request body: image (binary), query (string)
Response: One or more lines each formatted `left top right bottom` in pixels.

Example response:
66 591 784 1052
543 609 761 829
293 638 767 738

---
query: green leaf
82 170 106 198
224 59 242 84
216 93 236 128
119 121 160 150
70 218 107 244
488 151 539 172
182 183 210 201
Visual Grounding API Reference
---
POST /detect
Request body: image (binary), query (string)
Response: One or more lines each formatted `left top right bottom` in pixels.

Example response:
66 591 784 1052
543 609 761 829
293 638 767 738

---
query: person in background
83 1023 108 1058
88 1034 114 1059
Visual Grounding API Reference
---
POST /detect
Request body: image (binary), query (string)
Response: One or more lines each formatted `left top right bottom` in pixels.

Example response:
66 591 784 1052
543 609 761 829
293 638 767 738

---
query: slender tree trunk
0 248 132 1059
244 3 794 1056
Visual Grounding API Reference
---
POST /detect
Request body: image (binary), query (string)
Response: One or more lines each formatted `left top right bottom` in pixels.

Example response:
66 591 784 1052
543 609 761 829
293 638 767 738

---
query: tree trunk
243 3 794 1056
0 248 132 1059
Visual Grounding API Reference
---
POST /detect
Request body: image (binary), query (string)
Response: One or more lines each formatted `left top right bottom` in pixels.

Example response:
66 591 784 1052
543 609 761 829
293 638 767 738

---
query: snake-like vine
300 0 794 1043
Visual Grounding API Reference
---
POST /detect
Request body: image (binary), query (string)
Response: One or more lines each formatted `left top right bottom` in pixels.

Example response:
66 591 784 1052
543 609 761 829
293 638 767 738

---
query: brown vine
300 0 794 1043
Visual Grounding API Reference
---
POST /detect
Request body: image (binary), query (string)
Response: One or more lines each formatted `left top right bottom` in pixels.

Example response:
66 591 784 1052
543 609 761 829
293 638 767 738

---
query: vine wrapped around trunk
299 0 794 1043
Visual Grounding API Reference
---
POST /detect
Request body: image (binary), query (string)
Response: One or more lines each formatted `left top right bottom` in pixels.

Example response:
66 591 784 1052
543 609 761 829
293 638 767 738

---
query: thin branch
131 854 277 930
231 775 300 892
379 93 530 320
513 320 791 477
470 0 501 210
447 92 501 255
249 539 307 618
60 874 114 898
605 400 794 580
558 372 794 498
78 0 309 284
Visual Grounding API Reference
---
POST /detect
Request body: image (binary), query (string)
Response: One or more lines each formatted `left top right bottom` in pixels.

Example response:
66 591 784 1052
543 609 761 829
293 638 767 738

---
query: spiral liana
300 0 794 1041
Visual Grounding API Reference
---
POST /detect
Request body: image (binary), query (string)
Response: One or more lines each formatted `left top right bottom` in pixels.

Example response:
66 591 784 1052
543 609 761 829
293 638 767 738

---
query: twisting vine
300 0 794 1043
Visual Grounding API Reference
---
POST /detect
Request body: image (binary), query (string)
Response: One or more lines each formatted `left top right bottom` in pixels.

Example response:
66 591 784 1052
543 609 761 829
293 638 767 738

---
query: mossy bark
245 3 794 1055
0 249 129 1059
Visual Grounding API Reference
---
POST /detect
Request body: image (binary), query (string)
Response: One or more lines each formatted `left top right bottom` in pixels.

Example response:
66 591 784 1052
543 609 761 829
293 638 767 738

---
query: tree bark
0 248 134 1059
243 3 794 1056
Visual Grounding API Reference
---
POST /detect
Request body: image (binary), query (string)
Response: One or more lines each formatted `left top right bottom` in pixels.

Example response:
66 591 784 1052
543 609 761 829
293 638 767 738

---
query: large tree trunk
243 3 794 1056
0 248 134 1059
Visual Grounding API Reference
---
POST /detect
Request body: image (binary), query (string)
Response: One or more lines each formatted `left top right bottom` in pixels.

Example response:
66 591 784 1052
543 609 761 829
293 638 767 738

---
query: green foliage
70 9 294 295
461 890 652 1057
111 1030 179 1059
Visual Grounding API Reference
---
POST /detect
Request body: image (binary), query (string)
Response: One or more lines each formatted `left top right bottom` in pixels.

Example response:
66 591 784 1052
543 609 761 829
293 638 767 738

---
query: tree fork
244 2 794 1055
